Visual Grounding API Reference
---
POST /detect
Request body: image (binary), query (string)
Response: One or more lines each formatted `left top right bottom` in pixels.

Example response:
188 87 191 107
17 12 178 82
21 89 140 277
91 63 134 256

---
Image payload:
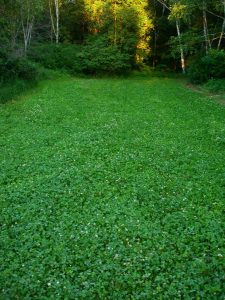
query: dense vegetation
1 1 225 298
1 0 225 85
0 75 225 299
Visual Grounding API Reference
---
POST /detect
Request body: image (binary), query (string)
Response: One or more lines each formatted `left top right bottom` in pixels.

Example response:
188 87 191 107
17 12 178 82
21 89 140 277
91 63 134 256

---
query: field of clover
0 74 225 299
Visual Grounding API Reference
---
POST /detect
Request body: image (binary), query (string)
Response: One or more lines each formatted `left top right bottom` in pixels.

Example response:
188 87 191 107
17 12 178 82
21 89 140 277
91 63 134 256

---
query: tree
16 0 44 53
83 0 153 62
49 0 60 43
156 0 186 73
0 0 21 51
217 0 225 49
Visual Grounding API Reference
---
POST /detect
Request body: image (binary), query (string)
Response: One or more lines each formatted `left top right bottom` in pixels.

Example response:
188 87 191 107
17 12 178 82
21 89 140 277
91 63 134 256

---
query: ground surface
0 74 225 299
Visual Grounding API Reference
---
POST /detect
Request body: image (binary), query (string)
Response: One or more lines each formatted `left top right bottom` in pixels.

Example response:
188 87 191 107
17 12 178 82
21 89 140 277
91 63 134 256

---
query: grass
0 74 225 299
0 67 63 104
202 79 225 94
0 79 37 104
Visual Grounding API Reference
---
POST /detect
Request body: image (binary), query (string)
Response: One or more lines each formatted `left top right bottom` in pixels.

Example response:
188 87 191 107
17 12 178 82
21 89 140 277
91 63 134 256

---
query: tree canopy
0 0 225 75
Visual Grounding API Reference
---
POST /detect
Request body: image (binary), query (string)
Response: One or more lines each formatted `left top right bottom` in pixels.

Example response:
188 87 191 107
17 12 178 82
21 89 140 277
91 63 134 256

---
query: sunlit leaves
168 3 188 20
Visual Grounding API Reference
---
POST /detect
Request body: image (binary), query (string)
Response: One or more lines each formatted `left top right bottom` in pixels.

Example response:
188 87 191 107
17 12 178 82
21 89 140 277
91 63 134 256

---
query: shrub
187 60 208 84
203 78 225 93
0 79 36 104
0 49 40 103
29 39 132 75
77 38 131 74
15 59 39 81
28 44 70 70
188 50 225 83
0 49 39 82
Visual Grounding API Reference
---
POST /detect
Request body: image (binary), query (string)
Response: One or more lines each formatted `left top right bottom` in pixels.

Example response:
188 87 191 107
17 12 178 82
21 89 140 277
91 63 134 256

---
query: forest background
1 0 225 102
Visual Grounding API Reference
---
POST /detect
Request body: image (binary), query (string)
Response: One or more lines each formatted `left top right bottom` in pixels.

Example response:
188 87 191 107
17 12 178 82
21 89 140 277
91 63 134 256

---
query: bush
187 60 208 84
0 49 41 103
29 39 132 75
0 64 62 104
77 38 131 74
28 44 71 70
203 78 225 93
0 79 36 104
15 59 39 81
0 49 39 82
188 50 225 83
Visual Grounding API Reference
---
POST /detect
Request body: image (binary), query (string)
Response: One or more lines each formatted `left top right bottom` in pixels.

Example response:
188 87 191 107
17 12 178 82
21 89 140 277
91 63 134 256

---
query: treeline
0 0 225 82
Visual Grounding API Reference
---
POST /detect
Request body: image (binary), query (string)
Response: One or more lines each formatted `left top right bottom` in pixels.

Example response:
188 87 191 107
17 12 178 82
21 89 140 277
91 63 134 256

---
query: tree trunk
156 0 185 73
202 1 211 53
153 0 157 68
49 0 56 42
113 0 117 45
21 5 34 55
153 29 157 69
176 20 185 74
218 0 225 49
55 0 59 43
49 0 59 43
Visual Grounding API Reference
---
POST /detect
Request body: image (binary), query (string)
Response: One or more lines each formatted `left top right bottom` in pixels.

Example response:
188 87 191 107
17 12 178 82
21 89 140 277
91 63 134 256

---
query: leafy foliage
0 79 37 104
188 50 225 83
29 41 131 75
1 0 225 74
74 36 132 74
203 78 225 93
0 49 39 82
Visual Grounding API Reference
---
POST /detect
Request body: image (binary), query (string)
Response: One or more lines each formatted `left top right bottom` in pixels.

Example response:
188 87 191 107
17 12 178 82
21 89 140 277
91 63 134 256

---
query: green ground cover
0 75 225 299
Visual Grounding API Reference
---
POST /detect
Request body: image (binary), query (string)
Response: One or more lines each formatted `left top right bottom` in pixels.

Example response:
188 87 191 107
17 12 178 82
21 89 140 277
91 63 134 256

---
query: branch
156 0 170 11
206 9 225 20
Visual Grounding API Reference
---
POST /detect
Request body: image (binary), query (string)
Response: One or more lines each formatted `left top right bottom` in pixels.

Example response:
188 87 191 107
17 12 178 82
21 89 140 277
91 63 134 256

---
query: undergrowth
0 76 224 299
